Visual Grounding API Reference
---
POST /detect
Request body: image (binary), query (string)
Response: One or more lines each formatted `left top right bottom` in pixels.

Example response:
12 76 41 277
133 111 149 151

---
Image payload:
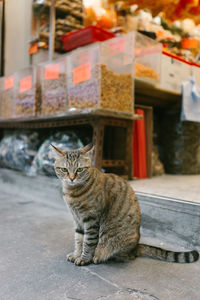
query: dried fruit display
135 62 159 79
0 75 15 119
39 59 67 116
68 64 133 113
14 67 39 118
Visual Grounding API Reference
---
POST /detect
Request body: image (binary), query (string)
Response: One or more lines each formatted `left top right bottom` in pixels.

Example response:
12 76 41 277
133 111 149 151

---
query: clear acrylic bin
0 75 15 119
67 32 135 113
38 56 67 116
135 32 161 83
14 67 39 118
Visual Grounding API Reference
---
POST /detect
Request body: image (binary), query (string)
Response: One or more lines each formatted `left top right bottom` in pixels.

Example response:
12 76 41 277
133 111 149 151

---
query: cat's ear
50 144 66 158
79 143 95 157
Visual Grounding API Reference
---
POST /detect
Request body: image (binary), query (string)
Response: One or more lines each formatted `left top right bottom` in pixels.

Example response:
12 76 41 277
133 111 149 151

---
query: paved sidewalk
0 169 200 300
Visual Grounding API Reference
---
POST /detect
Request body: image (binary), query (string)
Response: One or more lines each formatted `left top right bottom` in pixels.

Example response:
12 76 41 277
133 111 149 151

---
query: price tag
45 63 59 80
4 76 14 90
20 76 32 93
73 63 91 84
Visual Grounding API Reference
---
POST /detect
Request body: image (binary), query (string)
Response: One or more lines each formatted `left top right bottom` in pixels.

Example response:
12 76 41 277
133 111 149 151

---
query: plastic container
38 56 67 116
61 26 115 52
135 32 162 83
67 32 135 113
158 52 191 93
0 75 15 119
14 67 39 118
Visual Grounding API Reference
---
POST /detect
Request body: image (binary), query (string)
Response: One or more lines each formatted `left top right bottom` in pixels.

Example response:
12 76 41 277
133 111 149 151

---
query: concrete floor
131 174 200 204
0 169 200 300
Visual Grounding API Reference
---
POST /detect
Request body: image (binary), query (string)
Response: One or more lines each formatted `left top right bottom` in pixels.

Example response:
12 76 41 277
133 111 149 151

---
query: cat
51 143 199 266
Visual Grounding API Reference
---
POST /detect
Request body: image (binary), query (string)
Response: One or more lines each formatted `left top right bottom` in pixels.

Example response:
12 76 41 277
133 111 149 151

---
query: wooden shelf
36 2 83 19
0 109 136 179
0 109 141 128
135 79 181 108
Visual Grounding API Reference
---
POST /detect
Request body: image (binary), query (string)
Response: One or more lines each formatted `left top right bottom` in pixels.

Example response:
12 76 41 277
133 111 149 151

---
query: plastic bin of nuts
38 56 67 116
67 32 135 114
0 75 15 119
14 67 39 118
135 32 162 83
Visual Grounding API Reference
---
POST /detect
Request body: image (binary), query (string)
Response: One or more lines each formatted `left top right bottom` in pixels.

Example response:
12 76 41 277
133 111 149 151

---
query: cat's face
52 143 94 186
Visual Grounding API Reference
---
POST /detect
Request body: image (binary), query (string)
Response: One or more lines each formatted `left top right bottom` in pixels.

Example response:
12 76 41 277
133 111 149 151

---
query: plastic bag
152 146 165 176
0 131 40 172
30 131 84 176
181 76 200 122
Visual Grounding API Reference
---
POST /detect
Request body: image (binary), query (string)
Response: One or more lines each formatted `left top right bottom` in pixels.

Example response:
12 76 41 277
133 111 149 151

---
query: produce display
135 32 161 82
135 62 159 80
67 36 135 113
0 75 15 119
68 63 133 112
39 57 67 115
33 0 83 52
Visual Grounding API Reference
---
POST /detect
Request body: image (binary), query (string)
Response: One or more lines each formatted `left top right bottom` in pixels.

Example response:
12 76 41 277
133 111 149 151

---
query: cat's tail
135 244 199 263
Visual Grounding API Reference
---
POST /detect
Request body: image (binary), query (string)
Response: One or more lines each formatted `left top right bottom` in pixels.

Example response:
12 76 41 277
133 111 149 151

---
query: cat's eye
60 168 68 173
77 168 83 172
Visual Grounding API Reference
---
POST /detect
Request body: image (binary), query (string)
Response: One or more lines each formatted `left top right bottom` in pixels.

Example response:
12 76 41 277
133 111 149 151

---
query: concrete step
137 192 200 251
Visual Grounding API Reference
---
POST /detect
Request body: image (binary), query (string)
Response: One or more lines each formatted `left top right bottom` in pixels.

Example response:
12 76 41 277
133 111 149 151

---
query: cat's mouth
63 178 78 186
63 178 85 187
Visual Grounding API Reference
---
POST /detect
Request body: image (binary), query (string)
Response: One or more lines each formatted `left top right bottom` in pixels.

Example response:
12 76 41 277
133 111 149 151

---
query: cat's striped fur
52 143 199 266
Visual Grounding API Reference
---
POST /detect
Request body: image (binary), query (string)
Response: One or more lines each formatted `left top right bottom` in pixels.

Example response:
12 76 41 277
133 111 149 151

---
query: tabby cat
52 143 199 266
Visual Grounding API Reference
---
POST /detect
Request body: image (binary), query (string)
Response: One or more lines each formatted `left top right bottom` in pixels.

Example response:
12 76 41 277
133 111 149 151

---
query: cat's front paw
74 257 91 266
66 252 80 263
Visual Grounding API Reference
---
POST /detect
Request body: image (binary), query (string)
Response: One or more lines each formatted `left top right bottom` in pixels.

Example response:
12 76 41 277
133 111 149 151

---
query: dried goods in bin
39 58 67 116
0 75 15 119
14 67 39 118
67 35 135 113
135 32 161 82
135 62 159 80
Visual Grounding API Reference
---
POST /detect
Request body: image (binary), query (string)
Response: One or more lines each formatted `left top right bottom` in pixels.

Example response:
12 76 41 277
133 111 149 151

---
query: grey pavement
0 169 200 300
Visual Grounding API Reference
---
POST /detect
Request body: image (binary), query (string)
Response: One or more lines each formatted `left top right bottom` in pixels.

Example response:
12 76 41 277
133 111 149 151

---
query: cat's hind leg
93 241 138 264
93 243 114 264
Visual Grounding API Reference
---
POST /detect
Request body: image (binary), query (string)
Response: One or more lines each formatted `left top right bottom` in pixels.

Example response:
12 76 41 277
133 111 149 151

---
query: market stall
0 0 200 180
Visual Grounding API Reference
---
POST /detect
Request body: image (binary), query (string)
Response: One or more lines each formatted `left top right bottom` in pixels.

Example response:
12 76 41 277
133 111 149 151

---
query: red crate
61 26 115 52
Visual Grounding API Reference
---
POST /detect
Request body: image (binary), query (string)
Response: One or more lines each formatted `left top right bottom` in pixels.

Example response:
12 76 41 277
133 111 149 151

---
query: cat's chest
63 191 101 221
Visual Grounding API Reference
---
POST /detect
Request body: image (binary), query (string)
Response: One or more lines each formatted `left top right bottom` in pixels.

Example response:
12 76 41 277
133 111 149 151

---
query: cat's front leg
66 228 83 263
74 220 99 266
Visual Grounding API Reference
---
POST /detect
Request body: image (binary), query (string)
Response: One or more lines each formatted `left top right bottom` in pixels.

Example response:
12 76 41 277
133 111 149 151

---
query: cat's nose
69 173 75 182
